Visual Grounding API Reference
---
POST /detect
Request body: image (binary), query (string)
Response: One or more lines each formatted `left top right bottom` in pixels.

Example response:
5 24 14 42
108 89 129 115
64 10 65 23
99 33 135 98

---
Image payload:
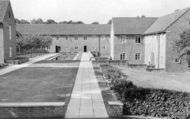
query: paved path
65 52 108 118
0 53 59 76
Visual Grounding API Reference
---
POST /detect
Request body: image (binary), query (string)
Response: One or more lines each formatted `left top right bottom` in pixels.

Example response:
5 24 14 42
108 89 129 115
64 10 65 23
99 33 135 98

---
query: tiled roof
145 7 190 34
16 24 111 35
112 17 157 35
0 0 9 22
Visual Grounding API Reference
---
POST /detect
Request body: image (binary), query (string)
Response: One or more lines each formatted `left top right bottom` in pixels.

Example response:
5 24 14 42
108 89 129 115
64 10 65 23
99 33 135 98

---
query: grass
116 65 190 92
0 67 78 102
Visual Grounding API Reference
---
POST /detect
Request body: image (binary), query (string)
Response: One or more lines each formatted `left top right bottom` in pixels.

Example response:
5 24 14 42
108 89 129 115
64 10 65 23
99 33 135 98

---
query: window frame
135 53 141 60
9 25 12 40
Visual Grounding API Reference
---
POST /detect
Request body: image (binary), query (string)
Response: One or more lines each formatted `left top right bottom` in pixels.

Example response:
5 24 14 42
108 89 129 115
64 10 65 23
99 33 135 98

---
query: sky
10 0 190 24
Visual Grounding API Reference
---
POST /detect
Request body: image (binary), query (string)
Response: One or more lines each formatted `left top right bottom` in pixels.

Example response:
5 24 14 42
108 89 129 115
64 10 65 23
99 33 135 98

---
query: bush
100 64 190 119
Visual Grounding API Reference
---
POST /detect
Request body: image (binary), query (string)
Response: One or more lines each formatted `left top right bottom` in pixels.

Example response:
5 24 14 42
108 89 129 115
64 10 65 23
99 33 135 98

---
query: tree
16 35 53 53
31 18 44 24
45 19 57 24
91 22 99 24
107 20 112 24
175 29 190 62
15 18 30 24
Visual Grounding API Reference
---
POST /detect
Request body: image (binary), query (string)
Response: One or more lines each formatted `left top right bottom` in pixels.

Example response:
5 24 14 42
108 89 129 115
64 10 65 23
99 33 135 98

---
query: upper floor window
65 36 68 40
157 35 160 40
135 53 141 60
136 37 141 43
84 36 87 40
121 36 127 44
8 11 11 18
75 36 78 40
9 47 12 58
9 25 12 40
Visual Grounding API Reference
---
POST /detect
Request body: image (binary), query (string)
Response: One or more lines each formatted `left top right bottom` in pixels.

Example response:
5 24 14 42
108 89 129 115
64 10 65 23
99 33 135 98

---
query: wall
165 9 190 72
113 35 144 65
48 35 110 57
110 21 115 59
0 24 3 63
3 3 16 61
144 33 166 69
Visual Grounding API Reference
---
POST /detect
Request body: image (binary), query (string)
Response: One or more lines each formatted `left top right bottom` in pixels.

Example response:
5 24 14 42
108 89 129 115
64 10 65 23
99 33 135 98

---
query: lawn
0 66 78 102
116 66 190 93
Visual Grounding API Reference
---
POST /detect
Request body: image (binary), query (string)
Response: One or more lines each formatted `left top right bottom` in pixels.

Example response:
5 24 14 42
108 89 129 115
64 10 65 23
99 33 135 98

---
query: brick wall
3 2 16 61
48 35 110 57
113 35 144 65
165 9 190 72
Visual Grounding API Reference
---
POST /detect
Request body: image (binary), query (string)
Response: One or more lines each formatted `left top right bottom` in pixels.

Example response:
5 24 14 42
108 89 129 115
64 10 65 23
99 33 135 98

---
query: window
103 46 106 49
120 53 126 60
121 36 127 44
9 47 12 57
188 61 190 67
75 46 78 49
84 36 87 40
75 36 78 40
8 11 11 18
135 53 141 60
157 35 160 40
65 36 68 40
56 36 59 40
9 25 12 40
136 37 141 43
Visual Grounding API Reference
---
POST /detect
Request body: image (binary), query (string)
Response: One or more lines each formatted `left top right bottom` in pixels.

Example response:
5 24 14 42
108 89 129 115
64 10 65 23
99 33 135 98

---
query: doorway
84 45 87 52
55 46 61 53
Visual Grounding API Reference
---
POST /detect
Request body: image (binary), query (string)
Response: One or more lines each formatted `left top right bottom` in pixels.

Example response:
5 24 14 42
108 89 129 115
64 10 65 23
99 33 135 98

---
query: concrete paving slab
65 52 108 118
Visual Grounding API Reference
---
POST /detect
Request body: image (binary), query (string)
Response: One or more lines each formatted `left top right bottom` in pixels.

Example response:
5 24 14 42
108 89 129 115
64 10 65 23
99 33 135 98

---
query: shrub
100 64 190 119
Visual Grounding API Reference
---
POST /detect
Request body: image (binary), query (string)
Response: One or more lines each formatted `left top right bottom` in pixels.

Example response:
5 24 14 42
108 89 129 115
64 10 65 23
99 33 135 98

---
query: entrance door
84 46 87 52
55 46 61 53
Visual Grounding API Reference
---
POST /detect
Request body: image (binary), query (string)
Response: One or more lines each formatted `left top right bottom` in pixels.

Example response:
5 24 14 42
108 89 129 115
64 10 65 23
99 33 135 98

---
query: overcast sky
10 0 190 24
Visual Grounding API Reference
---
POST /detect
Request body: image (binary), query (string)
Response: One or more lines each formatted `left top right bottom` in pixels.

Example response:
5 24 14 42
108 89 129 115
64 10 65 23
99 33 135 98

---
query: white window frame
135 53 141 60
136 36 141 43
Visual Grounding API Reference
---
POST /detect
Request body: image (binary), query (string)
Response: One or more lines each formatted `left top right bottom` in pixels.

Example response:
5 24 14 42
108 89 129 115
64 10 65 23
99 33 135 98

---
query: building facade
110 17 157 65
0 0 16 63
17 24 111 57
144 7 190 72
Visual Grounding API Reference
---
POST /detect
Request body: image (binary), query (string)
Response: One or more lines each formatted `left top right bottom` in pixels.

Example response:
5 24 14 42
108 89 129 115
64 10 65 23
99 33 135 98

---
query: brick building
0 0 16 63
110 17 157 64
17 24 111 57
144 7 190 72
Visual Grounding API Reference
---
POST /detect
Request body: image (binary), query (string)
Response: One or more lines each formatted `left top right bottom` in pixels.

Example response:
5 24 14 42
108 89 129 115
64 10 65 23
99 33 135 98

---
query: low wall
0 102 65 119
93 60 128 66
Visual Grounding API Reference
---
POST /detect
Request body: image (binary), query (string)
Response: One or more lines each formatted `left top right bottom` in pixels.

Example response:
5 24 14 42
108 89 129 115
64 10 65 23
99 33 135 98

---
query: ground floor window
9 47 12 58
120 53 125 60
135 53 140 60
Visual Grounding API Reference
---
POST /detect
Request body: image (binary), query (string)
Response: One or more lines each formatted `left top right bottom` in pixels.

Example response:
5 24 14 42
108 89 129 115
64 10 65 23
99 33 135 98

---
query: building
110 17 157 64
0 0 16 63
144 7 190 72
17 24 111 57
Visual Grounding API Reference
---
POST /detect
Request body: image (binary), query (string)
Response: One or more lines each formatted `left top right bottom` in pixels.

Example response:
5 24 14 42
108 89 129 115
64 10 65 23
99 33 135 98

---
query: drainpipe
99 35 101 56
158 35 160 69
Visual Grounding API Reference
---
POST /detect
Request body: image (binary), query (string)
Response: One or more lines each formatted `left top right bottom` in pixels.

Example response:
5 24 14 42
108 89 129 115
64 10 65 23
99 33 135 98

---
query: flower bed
100 64 190 119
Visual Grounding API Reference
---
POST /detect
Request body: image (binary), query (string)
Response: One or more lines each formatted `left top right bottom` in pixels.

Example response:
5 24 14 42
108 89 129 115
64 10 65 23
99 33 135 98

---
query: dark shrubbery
100 64 190 119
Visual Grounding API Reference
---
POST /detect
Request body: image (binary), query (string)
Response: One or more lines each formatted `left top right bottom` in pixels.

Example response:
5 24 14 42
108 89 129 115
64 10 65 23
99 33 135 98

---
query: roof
145 7 190 34
0 0 9 22
112 17 157 35
16 24 111 35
